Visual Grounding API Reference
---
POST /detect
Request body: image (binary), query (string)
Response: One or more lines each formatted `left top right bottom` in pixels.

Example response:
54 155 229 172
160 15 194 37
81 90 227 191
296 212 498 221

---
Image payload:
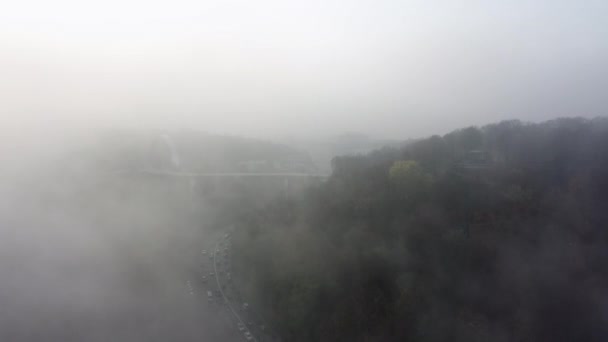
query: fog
1 1 608 341
2 0 607 138
0 134 235 341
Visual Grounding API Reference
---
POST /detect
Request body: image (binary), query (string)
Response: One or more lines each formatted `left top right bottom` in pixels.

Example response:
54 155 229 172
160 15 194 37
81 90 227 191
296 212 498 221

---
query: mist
1 1 608 341
2 0 607 138
0 134 231 341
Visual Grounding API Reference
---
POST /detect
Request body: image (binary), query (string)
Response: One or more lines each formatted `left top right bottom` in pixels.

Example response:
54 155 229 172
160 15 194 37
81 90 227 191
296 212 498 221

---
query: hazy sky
1 0 607 139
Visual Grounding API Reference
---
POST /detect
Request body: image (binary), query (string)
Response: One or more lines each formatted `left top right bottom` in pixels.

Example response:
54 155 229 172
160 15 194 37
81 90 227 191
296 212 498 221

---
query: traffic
189 230 273 341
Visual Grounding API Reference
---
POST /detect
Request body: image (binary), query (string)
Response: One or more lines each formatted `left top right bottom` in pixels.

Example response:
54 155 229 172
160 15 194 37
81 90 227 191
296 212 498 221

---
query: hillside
231 117 608 341
78 130 318 174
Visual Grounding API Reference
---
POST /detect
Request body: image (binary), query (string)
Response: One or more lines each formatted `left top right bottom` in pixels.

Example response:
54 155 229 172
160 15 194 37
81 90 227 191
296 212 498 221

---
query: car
202 250 207 255
242 302 249 311
201 275 208 283
209 272 215 277
244 331 253 341
237 322 245 331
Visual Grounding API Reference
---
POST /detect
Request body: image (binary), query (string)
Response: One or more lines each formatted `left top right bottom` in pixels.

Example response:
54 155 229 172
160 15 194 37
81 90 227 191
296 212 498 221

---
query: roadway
107 167 287 340
185 228 258 342
212 234 258 342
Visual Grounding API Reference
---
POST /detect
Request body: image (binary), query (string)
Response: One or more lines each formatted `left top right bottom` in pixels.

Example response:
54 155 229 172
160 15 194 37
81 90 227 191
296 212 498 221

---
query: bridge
116 169 327 178
137 133 327 177
111 133 328 199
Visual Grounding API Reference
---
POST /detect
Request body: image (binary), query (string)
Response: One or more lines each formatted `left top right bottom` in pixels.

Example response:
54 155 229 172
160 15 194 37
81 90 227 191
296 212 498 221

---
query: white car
237 322 245 331
244 331 253 341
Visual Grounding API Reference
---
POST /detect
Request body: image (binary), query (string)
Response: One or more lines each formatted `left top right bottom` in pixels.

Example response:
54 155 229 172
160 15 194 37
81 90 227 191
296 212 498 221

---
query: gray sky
1 0 607 139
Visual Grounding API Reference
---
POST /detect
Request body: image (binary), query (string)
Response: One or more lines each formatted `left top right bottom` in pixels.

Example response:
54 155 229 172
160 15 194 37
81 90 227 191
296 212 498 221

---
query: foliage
389 160 432 200
231 117 608 341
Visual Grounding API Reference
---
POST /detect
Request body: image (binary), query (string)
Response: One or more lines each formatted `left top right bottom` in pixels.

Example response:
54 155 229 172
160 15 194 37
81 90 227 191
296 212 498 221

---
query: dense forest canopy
231 117 608 341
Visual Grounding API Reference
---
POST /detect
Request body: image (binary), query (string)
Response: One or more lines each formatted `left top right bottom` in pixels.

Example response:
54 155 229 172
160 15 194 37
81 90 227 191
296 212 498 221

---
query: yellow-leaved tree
388 160 432 199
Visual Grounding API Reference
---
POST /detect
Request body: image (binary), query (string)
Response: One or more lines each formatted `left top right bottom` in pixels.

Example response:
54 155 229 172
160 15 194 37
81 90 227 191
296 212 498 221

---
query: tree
388 160 432 200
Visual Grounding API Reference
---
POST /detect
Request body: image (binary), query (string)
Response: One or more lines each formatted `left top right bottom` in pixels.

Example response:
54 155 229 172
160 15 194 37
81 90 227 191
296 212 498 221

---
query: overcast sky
1 0 607 139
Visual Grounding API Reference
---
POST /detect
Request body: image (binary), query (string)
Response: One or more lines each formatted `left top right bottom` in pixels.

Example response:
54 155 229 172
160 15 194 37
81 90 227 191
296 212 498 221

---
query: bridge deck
115 169 328 178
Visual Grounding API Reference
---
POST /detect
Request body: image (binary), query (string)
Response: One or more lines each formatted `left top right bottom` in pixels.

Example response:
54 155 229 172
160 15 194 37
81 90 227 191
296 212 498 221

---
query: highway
185 227 265 342
212 235 258 342
182 228 244 342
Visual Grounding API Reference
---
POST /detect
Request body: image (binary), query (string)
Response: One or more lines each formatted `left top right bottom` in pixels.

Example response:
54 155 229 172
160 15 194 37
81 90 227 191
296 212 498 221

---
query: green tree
388 160 432 200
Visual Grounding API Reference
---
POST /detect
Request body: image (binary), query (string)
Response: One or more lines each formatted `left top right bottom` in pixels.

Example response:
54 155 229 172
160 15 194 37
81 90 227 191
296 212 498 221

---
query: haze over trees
230 117 608 341
2 0 608 340
2 116 608 341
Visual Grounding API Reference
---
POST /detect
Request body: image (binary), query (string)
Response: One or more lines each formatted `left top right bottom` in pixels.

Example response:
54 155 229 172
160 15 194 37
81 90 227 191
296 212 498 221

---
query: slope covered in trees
231 117 608 341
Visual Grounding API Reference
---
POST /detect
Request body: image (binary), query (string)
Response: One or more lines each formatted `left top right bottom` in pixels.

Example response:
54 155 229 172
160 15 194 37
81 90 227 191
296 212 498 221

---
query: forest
230 117 608 341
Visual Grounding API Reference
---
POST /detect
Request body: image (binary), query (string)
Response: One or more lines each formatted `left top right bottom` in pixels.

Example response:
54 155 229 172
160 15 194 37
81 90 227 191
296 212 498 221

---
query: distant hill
83 130 318 174
174 131 317 173
280 132 409 174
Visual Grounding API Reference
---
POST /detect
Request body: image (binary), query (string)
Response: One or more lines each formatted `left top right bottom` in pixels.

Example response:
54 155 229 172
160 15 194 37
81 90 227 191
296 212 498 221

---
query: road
212 235 258 342
209 231 279 342
185 226 276 342
105 167 284 340
181 228 245 342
